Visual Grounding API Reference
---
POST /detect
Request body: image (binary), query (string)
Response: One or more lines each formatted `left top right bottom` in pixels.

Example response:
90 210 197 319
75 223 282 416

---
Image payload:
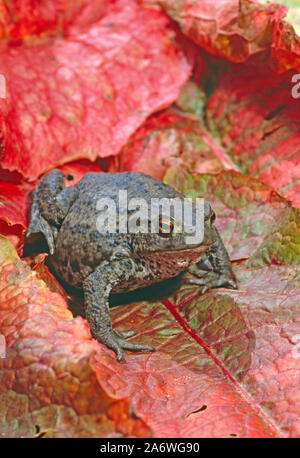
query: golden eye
159 218 174 237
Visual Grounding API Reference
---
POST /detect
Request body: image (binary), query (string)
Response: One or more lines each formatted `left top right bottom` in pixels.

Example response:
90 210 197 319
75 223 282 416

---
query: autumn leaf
110 109 231 180
1 167 299 437
149 0 300 208
0 0 191 180
1 0 300 439
206 65 300 208
152 0 300 72
0 0 109 41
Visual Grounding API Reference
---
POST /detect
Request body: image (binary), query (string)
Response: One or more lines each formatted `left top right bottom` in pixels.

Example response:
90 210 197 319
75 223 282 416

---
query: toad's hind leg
27 169 78 254
83 260 155 361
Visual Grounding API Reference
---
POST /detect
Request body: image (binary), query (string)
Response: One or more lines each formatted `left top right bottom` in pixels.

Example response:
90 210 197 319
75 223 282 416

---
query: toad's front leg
186 227 237 294
83 259 155 361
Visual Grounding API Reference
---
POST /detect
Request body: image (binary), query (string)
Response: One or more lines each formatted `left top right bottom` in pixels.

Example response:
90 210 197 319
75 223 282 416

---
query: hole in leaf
265 104 286 120
186 404 207 417
197 404 207 412
66 174 74 181
229 433 238 437
261 124 282 140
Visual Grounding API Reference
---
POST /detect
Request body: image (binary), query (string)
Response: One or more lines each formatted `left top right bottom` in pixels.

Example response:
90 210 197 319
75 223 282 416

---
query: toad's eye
158 218 174 237
210 210 216 223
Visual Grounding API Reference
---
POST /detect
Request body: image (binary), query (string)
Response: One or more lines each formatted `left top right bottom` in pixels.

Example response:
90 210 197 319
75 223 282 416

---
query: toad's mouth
163 244 212 253
142 242 213 257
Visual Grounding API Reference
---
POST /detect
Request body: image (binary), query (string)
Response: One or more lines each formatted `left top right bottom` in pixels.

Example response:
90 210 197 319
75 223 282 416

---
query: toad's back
50 171 183 287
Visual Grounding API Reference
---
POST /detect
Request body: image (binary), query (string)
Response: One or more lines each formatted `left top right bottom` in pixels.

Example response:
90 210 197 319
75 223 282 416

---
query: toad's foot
91 328 155 361
186 270 237 295
186 226 237 294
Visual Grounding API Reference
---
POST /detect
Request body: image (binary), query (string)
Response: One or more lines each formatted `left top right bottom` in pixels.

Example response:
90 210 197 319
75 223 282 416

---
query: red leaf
110 110 231 180
0 0 109 41
206 66 300 207
1 0 300 439
146 0 300 207
0 0 191 180
0 178 31 227
153 0 300 72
